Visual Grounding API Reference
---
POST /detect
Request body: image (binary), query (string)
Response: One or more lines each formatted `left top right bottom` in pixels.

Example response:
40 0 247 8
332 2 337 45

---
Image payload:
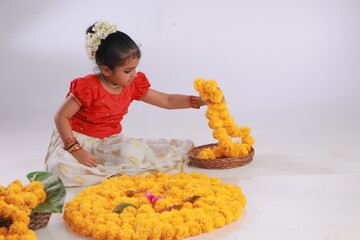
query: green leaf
27 171 66 213
113 203 137 214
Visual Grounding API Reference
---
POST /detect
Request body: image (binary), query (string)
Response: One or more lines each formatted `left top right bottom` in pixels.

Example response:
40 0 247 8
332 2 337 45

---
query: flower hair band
85 20 118 59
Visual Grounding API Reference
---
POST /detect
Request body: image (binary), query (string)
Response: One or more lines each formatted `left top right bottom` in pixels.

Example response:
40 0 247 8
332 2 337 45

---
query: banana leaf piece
113 203 137 214
27 171 66 213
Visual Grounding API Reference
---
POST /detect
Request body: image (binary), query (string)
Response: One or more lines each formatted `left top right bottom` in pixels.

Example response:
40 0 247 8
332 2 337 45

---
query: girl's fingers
89 160 98 167
83 159 98 168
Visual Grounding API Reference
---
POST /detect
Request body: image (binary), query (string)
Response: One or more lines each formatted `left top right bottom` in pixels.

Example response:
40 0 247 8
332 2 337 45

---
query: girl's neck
99 74 120 88
98 74 123 95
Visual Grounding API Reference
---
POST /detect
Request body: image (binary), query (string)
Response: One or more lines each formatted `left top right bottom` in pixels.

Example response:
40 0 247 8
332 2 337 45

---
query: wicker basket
188 143 255 169
0 212 52 230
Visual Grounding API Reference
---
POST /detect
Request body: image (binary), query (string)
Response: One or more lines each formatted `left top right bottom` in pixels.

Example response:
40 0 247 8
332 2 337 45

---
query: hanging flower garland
63 172 246 240
0 180 46 239
193 78 255 159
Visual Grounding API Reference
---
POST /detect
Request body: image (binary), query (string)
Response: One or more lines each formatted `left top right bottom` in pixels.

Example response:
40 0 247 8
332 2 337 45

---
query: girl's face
103 58 140 86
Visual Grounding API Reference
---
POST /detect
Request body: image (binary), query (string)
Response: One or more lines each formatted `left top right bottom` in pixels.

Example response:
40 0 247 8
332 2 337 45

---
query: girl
44 20 207 187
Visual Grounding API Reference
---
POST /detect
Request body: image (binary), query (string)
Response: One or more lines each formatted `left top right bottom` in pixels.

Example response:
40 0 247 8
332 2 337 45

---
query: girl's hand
198 95 226 106
71 149 100 167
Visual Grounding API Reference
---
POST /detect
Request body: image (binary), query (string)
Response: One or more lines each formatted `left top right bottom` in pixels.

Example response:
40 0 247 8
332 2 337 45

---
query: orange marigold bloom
193 78 254 158
63 173 246 240
198 148 216 159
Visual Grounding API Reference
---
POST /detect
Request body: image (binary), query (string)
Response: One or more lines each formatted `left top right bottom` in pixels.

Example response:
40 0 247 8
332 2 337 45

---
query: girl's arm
141 89 207 109
54 96 80 142
54 97 99 167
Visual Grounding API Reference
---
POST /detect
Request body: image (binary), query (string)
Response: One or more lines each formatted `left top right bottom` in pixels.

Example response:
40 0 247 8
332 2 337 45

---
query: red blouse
66 72 151 139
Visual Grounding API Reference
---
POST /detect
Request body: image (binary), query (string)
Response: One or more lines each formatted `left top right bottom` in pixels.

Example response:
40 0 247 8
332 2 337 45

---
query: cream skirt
44 130 194 187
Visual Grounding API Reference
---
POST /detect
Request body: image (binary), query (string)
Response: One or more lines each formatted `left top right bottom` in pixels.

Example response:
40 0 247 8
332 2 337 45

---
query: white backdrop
0 0 359 239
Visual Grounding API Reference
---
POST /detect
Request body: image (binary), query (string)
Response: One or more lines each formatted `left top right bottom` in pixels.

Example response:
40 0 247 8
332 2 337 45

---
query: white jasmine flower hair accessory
85 20 118 59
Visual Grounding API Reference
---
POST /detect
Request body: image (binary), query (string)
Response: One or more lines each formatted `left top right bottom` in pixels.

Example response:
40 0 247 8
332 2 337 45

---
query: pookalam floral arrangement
0 172 66 240
63 172 246 240
193 78 255 159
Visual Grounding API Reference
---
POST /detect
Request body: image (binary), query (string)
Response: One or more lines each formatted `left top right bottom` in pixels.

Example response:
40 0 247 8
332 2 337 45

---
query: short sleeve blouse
66 72 151 139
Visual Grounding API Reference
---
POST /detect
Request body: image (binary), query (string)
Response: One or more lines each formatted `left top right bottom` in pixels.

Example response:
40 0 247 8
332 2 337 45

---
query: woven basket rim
0 212 52 230
188 143 255 169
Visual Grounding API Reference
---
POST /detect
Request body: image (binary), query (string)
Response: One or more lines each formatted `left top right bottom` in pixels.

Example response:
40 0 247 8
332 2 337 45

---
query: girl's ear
100 66 112 77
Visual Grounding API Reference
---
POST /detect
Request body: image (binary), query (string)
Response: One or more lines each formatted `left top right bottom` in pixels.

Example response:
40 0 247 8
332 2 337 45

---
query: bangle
189 95 200 109
66 142 79 151
67 143 82 153
63 137 78 150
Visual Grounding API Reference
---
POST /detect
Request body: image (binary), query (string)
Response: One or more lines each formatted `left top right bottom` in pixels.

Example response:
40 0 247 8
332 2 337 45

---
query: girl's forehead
121 58 140 68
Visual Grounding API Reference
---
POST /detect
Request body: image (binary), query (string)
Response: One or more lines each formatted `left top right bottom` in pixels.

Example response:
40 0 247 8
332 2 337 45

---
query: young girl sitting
45 20 207 187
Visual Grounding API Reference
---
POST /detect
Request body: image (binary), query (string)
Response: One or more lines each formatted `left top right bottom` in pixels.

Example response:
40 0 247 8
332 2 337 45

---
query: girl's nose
132 70 137 78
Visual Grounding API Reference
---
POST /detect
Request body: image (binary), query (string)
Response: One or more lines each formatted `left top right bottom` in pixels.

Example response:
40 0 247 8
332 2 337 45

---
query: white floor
1 0 360 239
1 107 360 240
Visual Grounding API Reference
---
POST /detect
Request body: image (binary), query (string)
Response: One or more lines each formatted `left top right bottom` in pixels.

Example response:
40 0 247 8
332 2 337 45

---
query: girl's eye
124 70 131 74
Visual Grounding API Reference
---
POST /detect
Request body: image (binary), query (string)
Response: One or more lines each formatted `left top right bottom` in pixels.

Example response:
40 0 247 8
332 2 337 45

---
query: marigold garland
194 78 255 159
63 172 246 240
0 180 46 240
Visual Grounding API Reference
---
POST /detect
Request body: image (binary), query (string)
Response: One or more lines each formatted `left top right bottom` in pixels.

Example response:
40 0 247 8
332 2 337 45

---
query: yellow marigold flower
242 135 255 146
193 78 206 92
219 207 235 224
8 222 28 235
197 215 215 233
240 143 250 156
0 189 5 199
212 212 226 228
197 148 216 159
0 227 8 235
11 209 30 225
24 181 42 192
22 192 39 209
227 143 241 158
12 180 23 188
180 209 196 222
208 101 227 112
205 109 218 119
193 78 254 158
64 173 246 240
238 126 251 137
148 224 162 240
186 221 202 236
117 227 135 240
212 146 224 158
6 181 22 195
218 137 233 148
5 193 24 207
208 118 223 129
137 204 155 215
92 224 108 240
212 127 227 140
160 222 176 240
168 214 184 227
153 198 171 212
106 222 123 240
169 186 183 198
181 202 193 210
122 204 138 216
174 225 190 239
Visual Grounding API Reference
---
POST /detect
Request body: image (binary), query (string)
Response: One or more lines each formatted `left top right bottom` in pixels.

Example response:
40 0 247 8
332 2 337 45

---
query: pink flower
143 190 165 204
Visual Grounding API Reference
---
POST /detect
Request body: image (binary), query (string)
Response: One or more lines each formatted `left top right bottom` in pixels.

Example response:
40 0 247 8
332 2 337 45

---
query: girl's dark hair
86 24 141 70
